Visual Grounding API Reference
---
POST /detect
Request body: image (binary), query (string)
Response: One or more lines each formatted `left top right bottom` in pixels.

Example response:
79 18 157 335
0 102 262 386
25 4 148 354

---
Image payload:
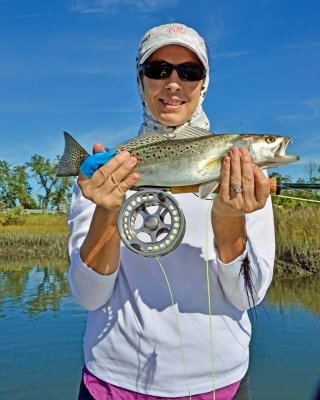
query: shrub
0 206 27 226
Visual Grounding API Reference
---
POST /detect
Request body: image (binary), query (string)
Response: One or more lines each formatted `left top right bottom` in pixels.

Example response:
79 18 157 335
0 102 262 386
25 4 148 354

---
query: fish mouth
273 138 299 163
256 137 299 168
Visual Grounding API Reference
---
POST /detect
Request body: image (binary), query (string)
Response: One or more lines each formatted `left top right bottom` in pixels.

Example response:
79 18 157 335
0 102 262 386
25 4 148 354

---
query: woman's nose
164 70 182 91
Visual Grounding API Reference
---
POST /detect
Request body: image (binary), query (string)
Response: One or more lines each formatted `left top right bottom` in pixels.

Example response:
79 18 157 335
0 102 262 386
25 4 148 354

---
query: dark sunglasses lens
141 61 206 81
143 62 172 79
178 63 205 81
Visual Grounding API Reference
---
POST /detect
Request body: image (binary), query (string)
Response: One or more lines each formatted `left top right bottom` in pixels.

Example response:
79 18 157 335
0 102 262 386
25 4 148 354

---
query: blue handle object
80 149 117 178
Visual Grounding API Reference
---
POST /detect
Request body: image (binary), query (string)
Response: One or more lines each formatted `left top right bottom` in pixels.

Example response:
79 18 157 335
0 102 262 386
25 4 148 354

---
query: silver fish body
57 126 299 198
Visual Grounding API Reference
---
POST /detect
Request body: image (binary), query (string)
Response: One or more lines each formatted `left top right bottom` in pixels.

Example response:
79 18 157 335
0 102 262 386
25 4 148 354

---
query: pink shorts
82 367 241 400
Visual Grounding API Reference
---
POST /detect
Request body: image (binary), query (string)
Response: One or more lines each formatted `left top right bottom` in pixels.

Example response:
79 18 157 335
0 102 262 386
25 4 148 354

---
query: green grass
0 213 69 233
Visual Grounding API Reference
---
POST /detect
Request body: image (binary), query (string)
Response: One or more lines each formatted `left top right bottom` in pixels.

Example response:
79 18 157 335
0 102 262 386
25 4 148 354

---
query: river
0 260 319 399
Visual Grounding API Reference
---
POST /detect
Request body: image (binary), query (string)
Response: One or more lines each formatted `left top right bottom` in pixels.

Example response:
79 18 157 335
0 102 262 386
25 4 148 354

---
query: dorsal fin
173 125 215 140
115 132 170 151
115 126 214 152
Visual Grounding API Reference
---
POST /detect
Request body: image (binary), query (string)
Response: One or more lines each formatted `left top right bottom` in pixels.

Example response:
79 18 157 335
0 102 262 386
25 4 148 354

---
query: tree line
0 155 73 211
0 155 319 211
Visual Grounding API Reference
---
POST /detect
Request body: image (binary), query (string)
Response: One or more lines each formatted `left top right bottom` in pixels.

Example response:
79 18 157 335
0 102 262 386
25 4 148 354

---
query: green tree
12 165 37 208
269 171 292 183
50 176 73 211
26 155 73 210
0 161 36 208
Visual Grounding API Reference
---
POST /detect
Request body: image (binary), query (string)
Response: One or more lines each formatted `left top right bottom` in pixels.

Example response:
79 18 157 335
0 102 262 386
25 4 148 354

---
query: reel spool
118 189 186 257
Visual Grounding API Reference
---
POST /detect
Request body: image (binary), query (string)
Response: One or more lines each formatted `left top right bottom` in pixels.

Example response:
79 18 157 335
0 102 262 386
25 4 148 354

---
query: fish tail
56 132 90 177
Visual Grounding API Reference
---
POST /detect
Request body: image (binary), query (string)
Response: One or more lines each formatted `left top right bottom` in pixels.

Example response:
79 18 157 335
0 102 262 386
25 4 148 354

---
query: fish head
240 134 299 168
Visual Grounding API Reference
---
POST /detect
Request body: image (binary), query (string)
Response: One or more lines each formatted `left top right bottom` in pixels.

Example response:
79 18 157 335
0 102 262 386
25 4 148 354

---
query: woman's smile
160 97 186 108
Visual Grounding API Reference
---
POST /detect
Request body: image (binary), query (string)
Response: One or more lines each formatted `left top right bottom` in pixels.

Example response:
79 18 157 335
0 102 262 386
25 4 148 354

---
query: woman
69 23 274 400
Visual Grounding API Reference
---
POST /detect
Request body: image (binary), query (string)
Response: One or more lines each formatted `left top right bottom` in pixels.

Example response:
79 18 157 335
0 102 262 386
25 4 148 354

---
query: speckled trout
57 126 299 198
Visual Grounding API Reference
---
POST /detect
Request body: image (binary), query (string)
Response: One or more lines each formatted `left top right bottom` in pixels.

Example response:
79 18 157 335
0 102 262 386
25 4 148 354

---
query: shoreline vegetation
0 205 319 276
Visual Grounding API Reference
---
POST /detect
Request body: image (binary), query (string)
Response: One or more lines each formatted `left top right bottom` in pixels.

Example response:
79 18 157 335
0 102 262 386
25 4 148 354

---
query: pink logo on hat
166 25 186 35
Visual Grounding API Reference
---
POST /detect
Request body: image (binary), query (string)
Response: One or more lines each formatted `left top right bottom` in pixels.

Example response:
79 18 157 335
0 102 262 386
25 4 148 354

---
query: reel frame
118 189 186 257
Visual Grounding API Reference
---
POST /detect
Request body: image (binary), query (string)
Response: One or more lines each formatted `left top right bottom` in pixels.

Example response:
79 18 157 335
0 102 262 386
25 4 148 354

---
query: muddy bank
275 253 320 276
0 244 69 260
1 244 319 276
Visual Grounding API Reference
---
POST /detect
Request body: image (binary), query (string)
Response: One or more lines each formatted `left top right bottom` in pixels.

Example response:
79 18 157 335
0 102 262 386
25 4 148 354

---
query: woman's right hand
77 144 140 210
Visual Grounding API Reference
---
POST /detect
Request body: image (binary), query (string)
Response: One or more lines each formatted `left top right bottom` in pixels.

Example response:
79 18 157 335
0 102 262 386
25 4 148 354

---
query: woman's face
141 45 204 127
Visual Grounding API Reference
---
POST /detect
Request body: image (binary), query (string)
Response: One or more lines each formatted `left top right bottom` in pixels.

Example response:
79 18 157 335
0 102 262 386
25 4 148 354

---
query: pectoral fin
199 181 220 199
198 157 222 174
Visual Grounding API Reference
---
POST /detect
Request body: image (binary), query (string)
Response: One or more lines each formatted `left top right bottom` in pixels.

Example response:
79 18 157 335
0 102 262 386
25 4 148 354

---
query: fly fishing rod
271 180 320 194
170 177 320 195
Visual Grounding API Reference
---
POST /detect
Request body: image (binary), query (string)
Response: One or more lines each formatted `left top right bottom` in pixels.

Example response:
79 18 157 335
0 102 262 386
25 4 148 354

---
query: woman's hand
213 147 270 217
212 147 270 263
77 143 140 210
77 143 140 275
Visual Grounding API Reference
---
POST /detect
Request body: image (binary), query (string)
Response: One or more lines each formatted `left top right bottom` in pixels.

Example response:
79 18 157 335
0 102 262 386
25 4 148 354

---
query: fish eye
265 136 276 144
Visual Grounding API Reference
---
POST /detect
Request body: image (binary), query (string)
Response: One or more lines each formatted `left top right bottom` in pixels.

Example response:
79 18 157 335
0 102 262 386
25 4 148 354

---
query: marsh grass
273 205 320 274
0 213 69 233
1 207 320 274
0 214 69 259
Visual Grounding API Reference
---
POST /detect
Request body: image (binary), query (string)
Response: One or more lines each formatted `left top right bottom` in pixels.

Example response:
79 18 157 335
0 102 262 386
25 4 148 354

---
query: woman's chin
156 115 188 127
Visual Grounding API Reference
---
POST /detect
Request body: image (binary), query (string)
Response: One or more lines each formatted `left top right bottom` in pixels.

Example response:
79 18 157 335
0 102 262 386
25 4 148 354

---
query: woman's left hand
213 147 270 217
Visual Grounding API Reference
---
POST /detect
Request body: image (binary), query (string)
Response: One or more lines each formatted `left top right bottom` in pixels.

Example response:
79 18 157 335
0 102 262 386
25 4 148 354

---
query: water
1 261 319 400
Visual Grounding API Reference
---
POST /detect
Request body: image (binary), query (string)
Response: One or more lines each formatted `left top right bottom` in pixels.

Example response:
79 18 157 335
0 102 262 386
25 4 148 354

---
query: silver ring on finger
231 185 243 193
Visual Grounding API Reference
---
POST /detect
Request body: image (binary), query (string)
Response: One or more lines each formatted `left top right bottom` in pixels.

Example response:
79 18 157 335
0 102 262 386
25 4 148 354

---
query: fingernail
240 148 249 160
119 151 130 161
128 156 137 165
240 147 246 155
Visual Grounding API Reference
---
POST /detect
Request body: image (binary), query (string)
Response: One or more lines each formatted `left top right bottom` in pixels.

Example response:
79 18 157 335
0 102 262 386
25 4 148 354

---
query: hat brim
139 40 208 69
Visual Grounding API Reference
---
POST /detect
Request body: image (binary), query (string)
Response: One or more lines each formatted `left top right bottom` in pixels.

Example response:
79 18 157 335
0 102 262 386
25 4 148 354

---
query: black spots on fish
157 148 163 158
183 141 198 154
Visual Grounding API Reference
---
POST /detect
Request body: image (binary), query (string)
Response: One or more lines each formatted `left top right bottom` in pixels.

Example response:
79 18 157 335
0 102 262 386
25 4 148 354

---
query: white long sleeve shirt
68 184 275 397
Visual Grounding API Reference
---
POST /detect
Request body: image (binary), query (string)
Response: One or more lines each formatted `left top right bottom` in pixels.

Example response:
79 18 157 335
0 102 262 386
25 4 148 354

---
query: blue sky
1 0 319 180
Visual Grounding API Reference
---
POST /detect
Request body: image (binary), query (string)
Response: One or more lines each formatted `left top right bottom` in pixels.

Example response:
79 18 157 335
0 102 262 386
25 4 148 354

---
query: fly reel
118 189 186 257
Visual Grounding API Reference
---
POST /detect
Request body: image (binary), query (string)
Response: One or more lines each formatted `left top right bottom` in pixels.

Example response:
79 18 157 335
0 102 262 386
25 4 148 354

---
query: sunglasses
139 61 206 82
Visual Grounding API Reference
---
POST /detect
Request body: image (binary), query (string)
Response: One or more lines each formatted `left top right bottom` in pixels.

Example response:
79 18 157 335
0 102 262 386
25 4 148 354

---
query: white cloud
87 107 138 113
277 98 320 124
0 12 60 19
213 50 250 60
70 0 178 13
281 42 320 50
75 124 140 149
